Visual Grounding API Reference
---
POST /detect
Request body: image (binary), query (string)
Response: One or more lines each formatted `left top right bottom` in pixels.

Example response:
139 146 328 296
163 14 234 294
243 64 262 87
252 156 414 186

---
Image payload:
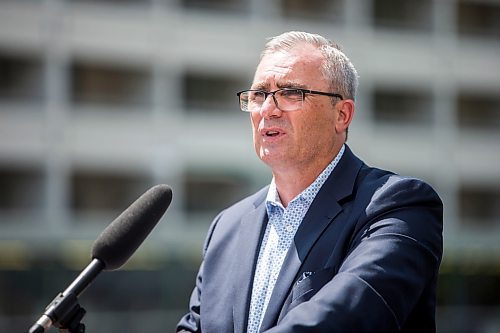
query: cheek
250 114 259 132
250 114 261 143
296 107 335 142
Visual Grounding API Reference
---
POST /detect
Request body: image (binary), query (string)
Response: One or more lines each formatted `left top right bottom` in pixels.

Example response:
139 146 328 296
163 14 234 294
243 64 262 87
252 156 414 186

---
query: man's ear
335 99 355 134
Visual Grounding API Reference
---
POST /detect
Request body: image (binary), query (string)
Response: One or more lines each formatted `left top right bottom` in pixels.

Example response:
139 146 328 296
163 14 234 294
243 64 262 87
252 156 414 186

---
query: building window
183 170 249 216
182 72 245 112
372 0 433 31
0 53 44 104
459 185 500 227
0 167 45 211
458 93 500 131
67 0 151 5
71 170 151 215
373 88 433 125
181 0 247 13
281 0 343 21
458 0 500 38
70 62 152 109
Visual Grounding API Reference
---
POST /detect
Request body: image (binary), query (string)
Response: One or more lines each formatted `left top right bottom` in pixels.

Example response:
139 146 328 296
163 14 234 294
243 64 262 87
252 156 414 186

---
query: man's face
250 44 343 173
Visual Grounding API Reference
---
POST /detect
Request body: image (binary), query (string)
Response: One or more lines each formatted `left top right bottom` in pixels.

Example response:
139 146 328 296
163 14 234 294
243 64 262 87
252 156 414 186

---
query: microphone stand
29 292 86 333
29 259 104 333
29 184 172 332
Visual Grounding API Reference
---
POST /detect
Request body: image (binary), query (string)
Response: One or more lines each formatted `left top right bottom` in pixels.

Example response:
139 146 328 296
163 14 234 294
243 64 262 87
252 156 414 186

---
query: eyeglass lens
240 89 304 112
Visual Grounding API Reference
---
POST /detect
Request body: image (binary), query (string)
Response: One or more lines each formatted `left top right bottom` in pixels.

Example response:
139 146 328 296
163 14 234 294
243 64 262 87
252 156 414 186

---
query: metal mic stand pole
29 259 104 333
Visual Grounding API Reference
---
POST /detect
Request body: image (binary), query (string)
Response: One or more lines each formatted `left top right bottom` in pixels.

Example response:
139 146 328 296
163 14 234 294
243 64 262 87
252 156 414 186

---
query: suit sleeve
176 212 224 333
264 176 443 333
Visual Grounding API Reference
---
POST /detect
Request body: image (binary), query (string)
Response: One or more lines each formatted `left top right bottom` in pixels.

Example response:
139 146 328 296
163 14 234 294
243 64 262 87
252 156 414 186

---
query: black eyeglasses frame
236 88 343 112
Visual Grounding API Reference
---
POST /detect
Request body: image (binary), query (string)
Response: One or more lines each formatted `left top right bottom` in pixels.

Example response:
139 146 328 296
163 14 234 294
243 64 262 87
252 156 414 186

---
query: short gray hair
261 31 359 101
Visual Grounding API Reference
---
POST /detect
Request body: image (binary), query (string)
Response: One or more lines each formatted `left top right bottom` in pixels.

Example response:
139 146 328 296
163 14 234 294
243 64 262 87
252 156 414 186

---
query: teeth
266 131 279 136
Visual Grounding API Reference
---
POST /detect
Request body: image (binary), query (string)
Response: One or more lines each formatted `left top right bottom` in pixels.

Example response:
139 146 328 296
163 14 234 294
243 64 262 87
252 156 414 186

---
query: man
177 31 443 333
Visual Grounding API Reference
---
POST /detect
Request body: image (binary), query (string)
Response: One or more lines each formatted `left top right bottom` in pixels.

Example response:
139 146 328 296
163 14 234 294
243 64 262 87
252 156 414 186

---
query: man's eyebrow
250 82 268 90
277 82 307 89
250 82 308 91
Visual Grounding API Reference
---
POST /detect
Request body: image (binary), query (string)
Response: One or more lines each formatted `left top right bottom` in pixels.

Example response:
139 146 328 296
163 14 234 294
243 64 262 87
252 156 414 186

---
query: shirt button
286 225 294 233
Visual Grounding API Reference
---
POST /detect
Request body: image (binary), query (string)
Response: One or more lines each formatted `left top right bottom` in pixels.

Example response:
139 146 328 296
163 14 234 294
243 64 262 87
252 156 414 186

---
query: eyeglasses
236 88 343 112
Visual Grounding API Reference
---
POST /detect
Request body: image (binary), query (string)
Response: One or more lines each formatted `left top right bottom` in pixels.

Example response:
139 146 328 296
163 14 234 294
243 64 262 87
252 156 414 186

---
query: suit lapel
232 196 268 333
259 145 363 331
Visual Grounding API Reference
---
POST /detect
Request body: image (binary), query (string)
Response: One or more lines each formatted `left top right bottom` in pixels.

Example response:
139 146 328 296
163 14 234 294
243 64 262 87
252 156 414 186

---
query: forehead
252 44 326 89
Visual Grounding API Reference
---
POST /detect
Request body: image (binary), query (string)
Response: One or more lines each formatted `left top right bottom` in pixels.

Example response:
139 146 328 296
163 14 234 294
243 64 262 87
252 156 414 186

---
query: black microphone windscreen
91 184 172 271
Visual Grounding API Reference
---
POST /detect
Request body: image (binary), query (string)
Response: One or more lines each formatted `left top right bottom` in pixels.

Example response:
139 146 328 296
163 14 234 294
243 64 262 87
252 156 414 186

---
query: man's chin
259 149 287 168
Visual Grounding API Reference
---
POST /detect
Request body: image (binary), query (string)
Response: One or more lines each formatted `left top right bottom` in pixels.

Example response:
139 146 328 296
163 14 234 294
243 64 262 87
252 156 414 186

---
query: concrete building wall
0 0 499 331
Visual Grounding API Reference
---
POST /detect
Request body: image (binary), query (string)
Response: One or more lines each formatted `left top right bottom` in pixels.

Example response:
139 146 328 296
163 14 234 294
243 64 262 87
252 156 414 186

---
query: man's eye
249 92 266 101
281 89 302 99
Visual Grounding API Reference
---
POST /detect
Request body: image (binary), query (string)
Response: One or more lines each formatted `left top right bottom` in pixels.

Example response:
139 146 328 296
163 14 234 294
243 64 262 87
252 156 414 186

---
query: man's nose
259 94 282 118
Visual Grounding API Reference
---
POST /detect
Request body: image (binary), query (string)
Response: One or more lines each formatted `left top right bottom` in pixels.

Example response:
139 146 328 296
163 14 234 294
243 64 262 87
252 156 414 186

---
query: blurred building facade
0 0 499 332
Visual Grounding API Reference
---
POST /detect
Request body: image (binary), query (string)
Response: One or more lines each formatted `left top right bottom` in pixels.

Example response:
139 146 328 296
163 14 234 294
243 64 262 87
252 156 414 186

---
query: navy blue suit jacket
177 146 443 333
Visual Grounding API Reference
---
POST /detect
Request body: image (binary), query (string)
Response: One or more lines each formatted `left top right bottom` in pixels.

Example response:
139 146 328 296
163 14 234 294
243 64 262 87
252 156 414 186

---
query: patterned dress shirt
246 144 345 333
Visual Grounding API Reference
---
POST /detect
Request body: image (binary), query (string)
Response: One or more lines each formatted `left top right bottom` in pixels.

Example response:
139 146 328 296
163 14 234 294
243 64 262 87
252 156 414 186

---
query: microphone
28 184 173 333
92 183 173 270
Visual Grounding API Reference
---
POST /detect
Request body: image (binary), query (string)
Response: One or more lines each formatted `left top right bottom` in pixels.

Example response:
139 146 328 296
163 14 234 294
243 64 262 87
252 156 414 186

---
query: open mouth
265 130 280 137
259 126 285 140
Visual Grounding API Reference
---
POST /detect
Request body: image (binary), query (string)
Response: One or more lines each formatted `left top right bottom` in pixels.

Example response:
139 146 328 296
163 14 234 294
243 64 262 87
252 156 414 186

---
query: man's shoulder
206 185 269 232
335 146 442 213
354 164 443 214
202 185 269 253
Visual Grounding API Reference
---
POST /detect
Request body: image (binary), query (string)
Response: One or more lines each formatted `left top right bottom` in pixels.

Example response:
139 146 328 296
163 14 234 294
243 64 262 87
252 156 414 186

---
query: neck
272 155 333 207
269 143 345 207
273 173 314 208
